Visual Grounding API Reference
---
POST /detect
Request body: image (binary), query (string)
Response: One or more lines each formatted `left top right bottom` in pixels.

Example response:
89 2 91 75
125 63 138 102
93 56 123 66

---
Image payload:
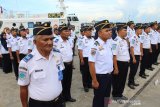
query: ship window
0 21 3 29
72 17 79 21
28 22 34 28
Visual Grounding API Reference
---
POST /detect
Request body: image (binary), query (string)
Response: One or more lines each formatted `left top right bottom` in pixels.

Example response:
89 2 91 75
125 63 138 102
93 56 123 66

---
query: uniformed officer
7 28 20 80
149 21 159 66
18 22 65 107
0 32 12 73
128 25 143 89
89 20 113 107
112 23 117 40
78 26 94 92
25 28 30 38
77 27 85 45
4 27 12 39
53 24 76 102
126 21 135 41
53 28 60 38
16 27 29 62
77 27 84 45
156 26 160 61
70 25 77 56
112 23 130 101
139 24 151 78
27 35 34 53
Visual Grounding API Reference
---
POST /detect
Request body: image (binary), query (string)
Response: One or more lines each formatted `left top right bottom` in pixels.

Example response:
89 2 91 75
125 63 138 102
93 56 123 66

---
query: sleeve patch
91 48 97 56
112 44 117 50
132 39 135 44
19 71 27 80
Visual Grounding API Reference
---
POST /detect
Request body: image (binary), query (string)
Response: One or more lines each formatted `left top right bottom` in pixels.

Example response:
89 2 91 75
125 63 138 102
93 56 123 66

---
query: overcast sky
0 0 160 22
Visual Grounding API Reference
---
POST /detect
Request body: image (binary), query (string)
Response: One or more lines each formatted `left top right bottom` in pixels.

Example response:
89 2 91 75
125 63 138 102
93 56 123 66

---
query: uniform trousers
12 52 19 79
62 62 73 100
140 49 150 75
128 55 140 84
93 73 112 107
112 61 129 97
80 57 92 88
151 44 157 64
155 43 160 62
2 54 12 73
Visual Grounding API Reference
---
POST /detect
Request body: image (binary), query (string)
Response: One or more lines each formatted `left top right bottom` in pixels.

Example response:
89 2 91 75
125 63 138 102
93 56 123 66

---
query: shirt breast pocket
99 50 105 56
33 71 46 79
20 43 24 47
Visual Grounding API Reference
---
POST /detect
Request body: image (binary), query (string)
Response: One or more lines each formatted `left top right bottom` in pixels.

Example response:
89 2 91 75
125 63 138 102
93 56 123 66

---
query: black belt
64 62 72 65
96 73 111 75
117 60 129 63
29 94 61 103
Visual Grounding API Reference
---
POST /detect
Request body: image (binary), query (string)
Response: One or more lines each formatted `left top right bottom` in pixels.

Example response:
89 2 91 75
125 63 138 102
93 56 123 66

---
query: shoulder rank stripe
53 48 60 53
23 54 33 62
94 41 100 46
54 38 59 43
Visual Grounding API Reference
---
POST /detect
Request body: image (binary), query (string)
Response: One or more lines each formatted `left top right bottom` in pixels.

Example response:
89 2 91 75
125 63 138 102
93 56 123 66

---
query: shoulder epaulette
30 35 34 38
94 41 100 46
114 37 118 41
53 48 60 53
17 37 20 40
54 38 59 43
23 54 33 62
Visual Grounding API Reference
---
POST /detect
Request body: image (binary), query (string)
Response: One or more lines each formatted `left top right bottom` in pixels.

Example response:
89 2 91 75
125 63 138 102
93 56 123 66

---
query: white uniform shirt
26 34 31 38
16 37 28 54
140 32 151 49
149 29 158 44
18 47 64 101
157 31 160 44
28 35 34 51
53 36 73 62
89 37 113 74
70 30 76 39
6 33 12 39
76 34 83 46
7 35 20 52
0 41 9 54
78 36 94 58
127 26 135 40
112 36 130 62
53 34 60 38
129 34 141 55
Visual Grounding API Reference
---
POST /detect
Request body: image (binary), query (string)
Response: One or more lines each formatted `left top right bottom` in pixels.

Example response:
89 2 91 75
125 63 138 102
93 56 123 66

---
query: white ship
0 0 80 35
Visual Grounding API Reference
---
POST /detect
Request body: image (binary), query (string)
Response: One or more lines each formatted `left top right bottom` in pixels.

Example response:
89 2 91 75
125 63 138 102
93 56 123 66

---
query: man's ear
33 40 36 44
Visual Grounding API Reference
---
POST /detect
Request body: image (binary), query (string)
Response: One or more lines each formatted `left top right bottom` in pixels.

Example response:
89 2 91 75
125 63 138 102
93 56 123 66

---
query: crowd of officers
0 20 160 107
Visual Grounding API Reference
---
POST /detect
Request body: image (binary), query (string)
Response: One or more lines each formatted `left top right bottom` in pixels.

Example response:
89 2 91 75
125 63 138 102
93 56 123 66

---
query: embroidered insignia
98 45 104 51
91 48 96 56
19 71 27 80
94 41 100 46
132 39 135 44
112 44 117 50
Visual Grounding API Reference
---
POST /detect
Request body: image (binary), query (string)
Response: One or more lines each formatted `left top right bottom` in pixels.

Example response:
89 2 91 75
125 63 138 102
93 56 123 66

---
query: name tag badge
58 70 63 81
